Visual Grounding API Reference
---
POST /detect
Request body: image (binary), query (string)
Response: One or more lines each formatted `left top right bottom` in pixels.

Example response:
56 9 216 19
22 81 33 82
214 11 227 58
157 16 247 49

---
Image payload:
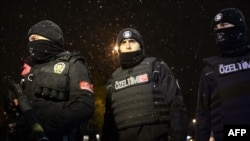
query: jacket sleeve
100 79 118 141
195 66 214 141
31 59 95 135
159 62 187 141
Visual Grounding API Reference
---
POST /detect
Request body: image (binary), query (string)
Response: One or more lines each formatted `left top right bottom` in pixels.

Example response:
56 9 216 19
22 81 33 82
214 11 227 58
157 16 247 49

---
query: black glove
3 76 19 112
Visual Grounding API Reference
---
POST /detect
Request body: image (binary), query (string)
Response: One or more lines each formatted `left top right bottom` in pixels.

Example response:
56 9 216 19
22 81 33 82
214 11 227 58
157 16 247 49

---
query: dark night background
1 0 250 138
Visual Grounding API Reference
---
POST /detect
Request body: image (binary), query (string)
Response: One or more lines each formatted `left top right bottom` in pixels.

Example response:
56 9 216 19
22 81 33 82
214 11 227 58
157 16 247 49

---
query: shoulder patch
21 63 31 76
79 81 94 93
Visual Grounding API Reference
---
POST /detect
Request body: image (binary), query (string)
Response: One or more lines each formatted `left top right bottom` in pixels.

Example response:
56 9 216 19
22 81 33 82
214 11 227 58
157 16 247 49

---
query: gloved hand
3 76 19 112
3 89 18 112
3 77 32 112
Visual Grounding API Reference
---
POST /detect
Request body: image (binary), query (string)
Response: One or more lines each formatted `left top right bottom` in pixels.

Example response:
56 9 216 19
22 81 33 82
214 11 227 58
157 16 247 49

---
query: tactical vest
204 53 250 138
110 57 170 129
23 51 85 102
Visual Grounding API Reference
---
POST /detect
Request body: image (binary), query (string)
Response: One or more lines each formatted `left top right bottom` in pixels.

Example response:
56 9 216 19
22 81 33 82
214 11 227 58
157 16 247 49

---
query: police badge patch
214 13 223 22
54 62 65 74
123 31 132 38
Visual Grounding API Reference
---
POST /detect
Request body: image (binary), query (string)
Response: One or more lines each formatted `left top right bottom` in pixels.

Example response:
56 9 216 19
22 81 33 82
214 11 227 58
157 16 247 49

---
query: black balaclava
116 28 145 68
27 20 64 63
211 8 249 57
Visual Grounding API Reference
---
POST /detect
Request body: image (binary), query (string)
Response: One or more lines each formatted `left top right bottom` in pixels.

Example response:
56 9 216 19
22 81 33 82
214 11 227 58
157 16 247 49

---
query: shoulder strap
152 58 162 83
56 51 86 64
203 56 222 68
69 52 86 64
204 52 250 67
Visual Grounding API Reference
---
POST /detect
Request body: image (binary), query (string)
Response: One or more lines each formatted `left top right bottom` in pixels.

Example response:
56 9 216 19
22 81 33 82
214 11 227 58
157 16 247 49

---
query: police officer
196 8 250 141
4 20 95 141
101 28 187 141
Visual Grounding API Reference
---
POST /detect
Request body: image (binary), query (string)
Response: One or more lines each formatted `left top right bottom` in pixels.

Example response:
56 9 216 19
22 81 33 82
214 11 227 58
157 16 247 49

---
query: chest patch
54 62 65 74
114 73 149 91
218 60 250 75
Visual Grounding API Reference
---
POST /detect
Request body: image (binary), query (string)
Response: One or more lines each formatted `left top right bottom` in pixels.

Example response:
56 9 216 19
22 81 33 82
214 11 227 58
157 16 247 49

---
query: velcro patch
217 60 250 75
114 73 149 91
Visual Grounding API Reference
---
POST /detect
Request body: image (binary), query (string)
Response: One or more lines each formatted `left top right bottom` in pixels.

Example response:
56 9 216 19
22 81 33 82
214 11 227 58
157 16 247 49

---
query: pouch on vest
34 72 69 101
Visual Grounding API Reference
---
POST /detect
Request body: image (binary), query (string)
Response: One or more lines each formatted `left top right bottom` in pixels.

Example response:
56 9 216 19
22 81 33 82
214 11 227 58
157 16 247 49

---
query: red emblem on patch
79 81 94 93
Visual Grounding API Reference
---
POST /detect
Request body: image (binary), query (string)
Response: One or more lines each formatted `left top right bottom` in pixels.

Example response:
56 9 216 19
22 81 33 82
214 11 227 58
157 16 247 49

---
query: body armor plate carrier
23 51 85 102
111 57 170 129
204 53 250 137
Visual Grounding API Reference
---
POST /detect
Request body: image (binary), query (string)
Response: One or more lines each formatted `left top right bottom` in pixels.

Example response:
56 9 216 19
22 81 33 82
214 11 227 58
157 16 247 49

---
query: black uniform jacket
101 57 187 141
16 51 95 140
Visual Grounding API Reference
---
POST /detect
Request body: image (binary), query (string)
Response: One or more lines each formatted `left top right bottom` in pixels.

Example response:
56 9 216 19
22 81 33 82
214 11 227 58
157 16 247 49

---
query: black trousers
117 124 170 141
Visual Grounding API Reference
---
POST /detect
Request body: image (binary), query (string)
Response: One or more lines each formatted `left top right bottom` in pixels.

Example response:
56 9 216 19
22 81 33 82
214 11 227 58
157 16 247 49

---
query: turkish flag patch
21 63 31 76
138 74 148 82
79 81 94 93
